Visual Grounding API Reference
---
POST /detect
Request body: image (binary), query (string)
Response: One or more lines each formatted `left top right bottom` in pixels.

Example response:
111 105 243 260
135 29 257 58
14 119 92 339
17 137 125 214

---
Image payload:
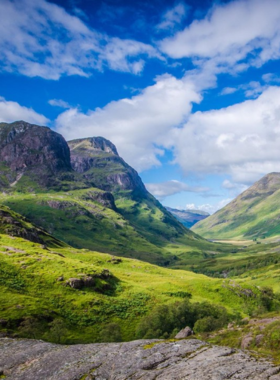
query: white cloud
222 180 239 190
221 81 268 98
220 87 238 95
174 86 280 183
222 180 248 196
186 199 232 215
101 38 158 74
160 0 280 73
48 99 71 109
55 74 201 171
262 73 280 83
145 180 209 199
157 3 188 30
0 97 49 125
0 0 159 79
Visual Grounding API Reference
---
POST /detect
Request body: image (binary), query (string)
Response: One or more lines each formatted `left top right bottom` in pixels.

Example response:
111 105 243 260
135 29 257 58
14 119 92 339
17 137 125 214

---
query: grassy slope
0 233 272 344
0 189 250 271
0 190 175 266
193 173 280 240
0 204 65 248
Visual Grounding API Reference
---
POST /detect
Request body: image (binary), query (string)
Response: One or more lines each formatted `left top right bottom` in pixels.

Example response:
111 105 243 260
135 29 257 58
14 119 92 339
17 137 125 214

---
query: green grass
0 189 175 265
0 232 272 344
0 188 247 271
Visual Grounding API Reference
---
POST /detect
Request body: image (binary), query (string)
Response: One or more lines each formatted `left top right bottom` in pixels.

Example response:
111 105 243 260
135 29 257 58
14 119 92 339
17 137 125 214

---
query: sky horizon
1 0 280 214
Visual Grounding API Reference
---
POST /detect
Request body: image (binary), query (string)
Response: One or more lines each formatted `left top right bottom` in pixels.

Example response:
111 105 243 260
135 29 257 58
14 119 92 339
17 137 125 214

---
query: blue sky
1 0 280 213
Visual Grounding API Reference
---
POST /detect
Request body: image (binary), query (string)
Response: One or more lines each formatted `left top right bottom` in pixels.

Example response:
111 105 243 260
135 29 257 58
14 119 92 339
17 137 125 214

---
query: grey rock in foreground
1 338 280 380
175 326 194 339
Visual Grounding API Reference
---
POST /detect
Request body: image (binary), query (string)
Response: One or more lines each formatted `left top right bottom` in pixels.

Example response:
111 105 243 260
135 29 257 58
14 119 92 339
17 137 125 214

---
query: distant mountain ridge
192 172 280 239
166 207 209 228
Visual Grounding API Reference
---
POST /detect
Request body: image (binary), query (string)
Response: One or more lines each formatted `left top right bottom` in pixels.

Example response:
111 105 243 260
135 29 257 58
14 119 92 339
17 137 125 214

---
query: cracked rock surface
1 338 280 380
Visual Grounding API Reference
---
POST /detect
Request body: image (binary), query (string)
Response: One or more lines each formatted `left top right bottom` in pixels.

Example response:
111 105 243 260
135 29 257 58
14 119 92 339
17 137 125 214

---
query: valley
1 121 280 375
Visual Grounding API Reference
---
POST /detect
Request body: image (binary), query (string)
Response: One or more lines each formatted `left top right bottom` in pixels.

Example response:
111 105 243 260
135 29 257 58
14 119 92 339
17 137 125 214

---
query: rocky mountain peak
68 136 119 157
68 136 147 194
0 121 71 172
0 121 72 189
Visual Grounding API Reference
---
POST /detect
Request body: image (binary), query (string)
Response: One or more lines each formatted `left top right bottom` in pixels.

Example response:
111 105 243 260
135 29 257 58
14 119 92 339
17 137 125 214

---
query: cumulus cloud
145 180 209 200
174 86 280 183
48 99 71 109
0 0 159 79
157 2 189 30
160 0 280 74
55 74 201 171
186 199 232 215
0 97 49 125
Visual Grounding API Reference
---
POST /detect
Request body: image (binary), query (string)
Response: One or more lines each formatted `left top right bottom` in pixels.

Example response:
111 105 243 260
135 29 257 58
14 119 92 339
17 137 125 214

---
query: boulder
84 276 95 287
255 334 264 346
67 278 84 289
175 326 194 339
241 334 253 349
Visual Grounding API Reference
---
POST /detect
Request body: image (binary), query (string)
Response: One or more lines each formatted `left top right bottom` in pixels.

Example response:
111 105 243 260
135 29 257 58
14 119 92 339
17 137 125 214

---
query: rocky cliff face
0 121 72 189
1 338 280 380
68 137 147 194
0 121 71 173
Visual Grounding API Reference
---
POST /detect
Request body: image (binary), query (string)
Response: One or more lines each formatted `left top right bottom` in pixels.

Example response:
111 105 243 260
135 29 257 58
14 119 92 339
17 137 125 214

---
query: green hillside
0 189 178 266
193 173 280 240
2 231 278 344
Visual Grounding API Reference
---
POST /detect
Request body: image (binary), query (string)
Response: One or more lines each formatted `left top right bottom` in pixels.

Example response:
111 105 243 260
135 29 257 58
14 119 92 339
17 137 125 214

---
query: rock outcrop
0 121 73 191
1 338 280 379
0 121 71 172
175 326 193 339
68 137 147 194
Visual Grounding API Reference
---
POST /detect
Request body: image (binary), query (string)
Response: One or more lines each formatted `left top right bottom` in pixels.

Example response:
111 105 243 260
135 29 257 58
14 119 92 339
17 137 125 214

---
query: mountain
0 120 73 191
166 207 209 228
68 136 198 246
192 172 280 240
68 137 146 194
0 121 205 267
